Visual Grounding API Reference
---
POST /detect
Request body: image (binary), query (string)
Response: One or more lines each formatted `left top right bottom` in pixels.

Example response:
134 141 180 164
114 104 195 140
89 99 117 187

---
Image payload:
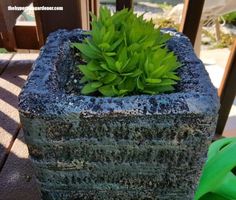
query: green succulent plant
72 7 181 97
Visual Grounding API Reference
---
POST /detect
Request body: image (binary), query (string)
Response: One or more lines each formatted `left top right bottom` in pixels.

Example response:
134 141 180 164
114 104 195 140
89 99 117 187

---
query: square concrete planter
19 29 219 200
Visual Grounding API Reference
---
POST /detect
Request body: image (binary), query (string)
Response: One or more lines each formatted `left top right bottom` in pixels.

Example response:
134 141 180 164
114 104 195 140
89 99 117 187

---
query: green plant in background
214 32 234 49
72 7 180 97
202 29 234 49
156 2 173 11
0 48 8 53
153 18 180 30
221 11 236 25
195 137 236 200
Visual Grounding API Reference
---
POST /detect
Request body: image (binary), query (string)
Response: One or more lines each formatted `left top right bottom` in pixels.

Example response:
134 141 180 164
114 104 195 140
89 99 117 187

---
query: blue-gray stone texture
19 29 220 200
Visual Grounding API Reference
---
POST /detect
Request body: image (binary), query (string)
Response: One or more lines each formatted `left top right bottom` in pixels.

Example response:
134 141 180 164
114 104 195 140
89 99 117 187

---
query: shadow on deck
0 53 41 200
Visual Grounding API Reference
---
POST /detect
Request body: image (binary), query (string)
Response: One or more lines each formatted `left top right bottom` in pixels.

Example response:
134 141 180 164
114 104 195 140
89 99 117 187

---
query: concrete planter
19 29 219 200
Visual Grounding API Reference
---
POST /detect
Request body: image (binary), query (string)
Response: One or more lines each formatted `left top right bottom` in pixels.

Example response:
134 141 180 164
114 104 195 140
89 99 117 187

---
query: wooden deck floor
0 53 41 200
0 52 235 199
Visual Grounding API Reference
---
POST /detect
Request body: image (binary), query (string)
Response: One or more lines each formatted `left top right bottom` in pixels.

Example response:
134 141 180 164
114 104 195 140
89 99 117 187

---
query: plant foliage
221 11 236 25
195 137 236 200
72 7 181 97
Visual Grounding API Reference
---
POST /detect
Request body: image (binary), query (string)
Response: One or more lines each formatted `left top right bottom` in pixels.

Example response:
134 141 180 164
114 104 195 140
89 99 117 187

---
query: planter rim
18 29 219 118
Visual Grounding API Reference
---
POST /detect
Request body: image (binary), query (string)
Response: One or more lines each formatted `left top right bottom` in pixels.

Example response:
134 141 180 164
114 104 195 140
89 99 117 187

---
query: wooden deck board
0 53 36 169
0 53 14 74
0 53 41 199
0 129 41 200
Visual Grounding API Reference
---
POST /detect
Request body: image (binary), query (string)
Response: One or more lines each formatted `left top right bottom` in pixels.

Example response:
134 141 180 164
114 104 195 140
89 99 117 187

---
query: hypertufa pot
19 29 220 200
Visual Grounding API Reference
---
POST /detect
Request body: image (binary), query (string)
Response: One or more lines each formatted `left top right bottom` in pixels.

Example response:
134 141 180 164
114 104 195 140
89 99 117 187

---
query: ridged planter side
19 29 220 200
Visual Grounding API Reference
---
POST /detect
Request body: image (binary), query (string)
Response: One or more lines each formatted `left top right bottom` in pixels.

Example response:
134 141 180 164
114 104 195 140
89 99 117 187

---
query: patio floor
0 52 41 200
0 50 235 199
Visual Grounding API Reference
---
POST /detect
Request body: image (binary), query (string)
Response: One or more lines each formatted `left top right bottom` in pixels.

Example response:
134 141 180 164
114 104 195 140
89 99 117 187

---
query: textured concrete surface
19 29 219 200
0 130 41 200
0 40 235 200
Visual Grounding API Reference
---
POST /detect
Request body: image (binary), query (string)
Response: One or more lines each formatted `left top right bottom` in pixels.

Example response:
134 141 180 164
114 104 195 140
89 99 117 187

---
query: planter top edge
18 29 220 118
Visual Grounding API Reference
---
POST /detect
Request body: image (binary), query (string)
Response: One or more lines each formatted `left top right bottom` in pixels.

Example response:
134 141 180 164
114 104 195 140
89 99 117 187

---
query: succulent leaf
72 7 181 96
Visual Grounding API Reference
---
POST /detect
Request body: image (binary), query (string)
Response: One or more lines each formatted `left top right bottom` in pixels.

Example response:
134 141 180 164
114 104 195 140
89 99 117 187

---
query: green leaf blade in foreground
194 138 236 200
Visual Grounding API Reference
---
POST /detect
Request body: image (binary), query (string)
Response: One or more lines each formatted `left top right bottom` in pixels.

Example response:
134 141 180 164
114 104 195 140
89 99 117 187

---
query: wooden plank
0 0 33 32
89 0 95 14
193 21 203 56
0 0 33 51
33 6 44 47
0 129 41 200
89 0 94 30
89 0 99 16
0 33 4 48
116 0 133 11
0 3 7 32
1 31 16 51
215 40 236 136
1 0 99 49
0 53 34 171
0 53 14 75
89 0 100 29
179 0 205 46
13 22 39 50
77 0 90 30
93 0 100 16
33 0 91 46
